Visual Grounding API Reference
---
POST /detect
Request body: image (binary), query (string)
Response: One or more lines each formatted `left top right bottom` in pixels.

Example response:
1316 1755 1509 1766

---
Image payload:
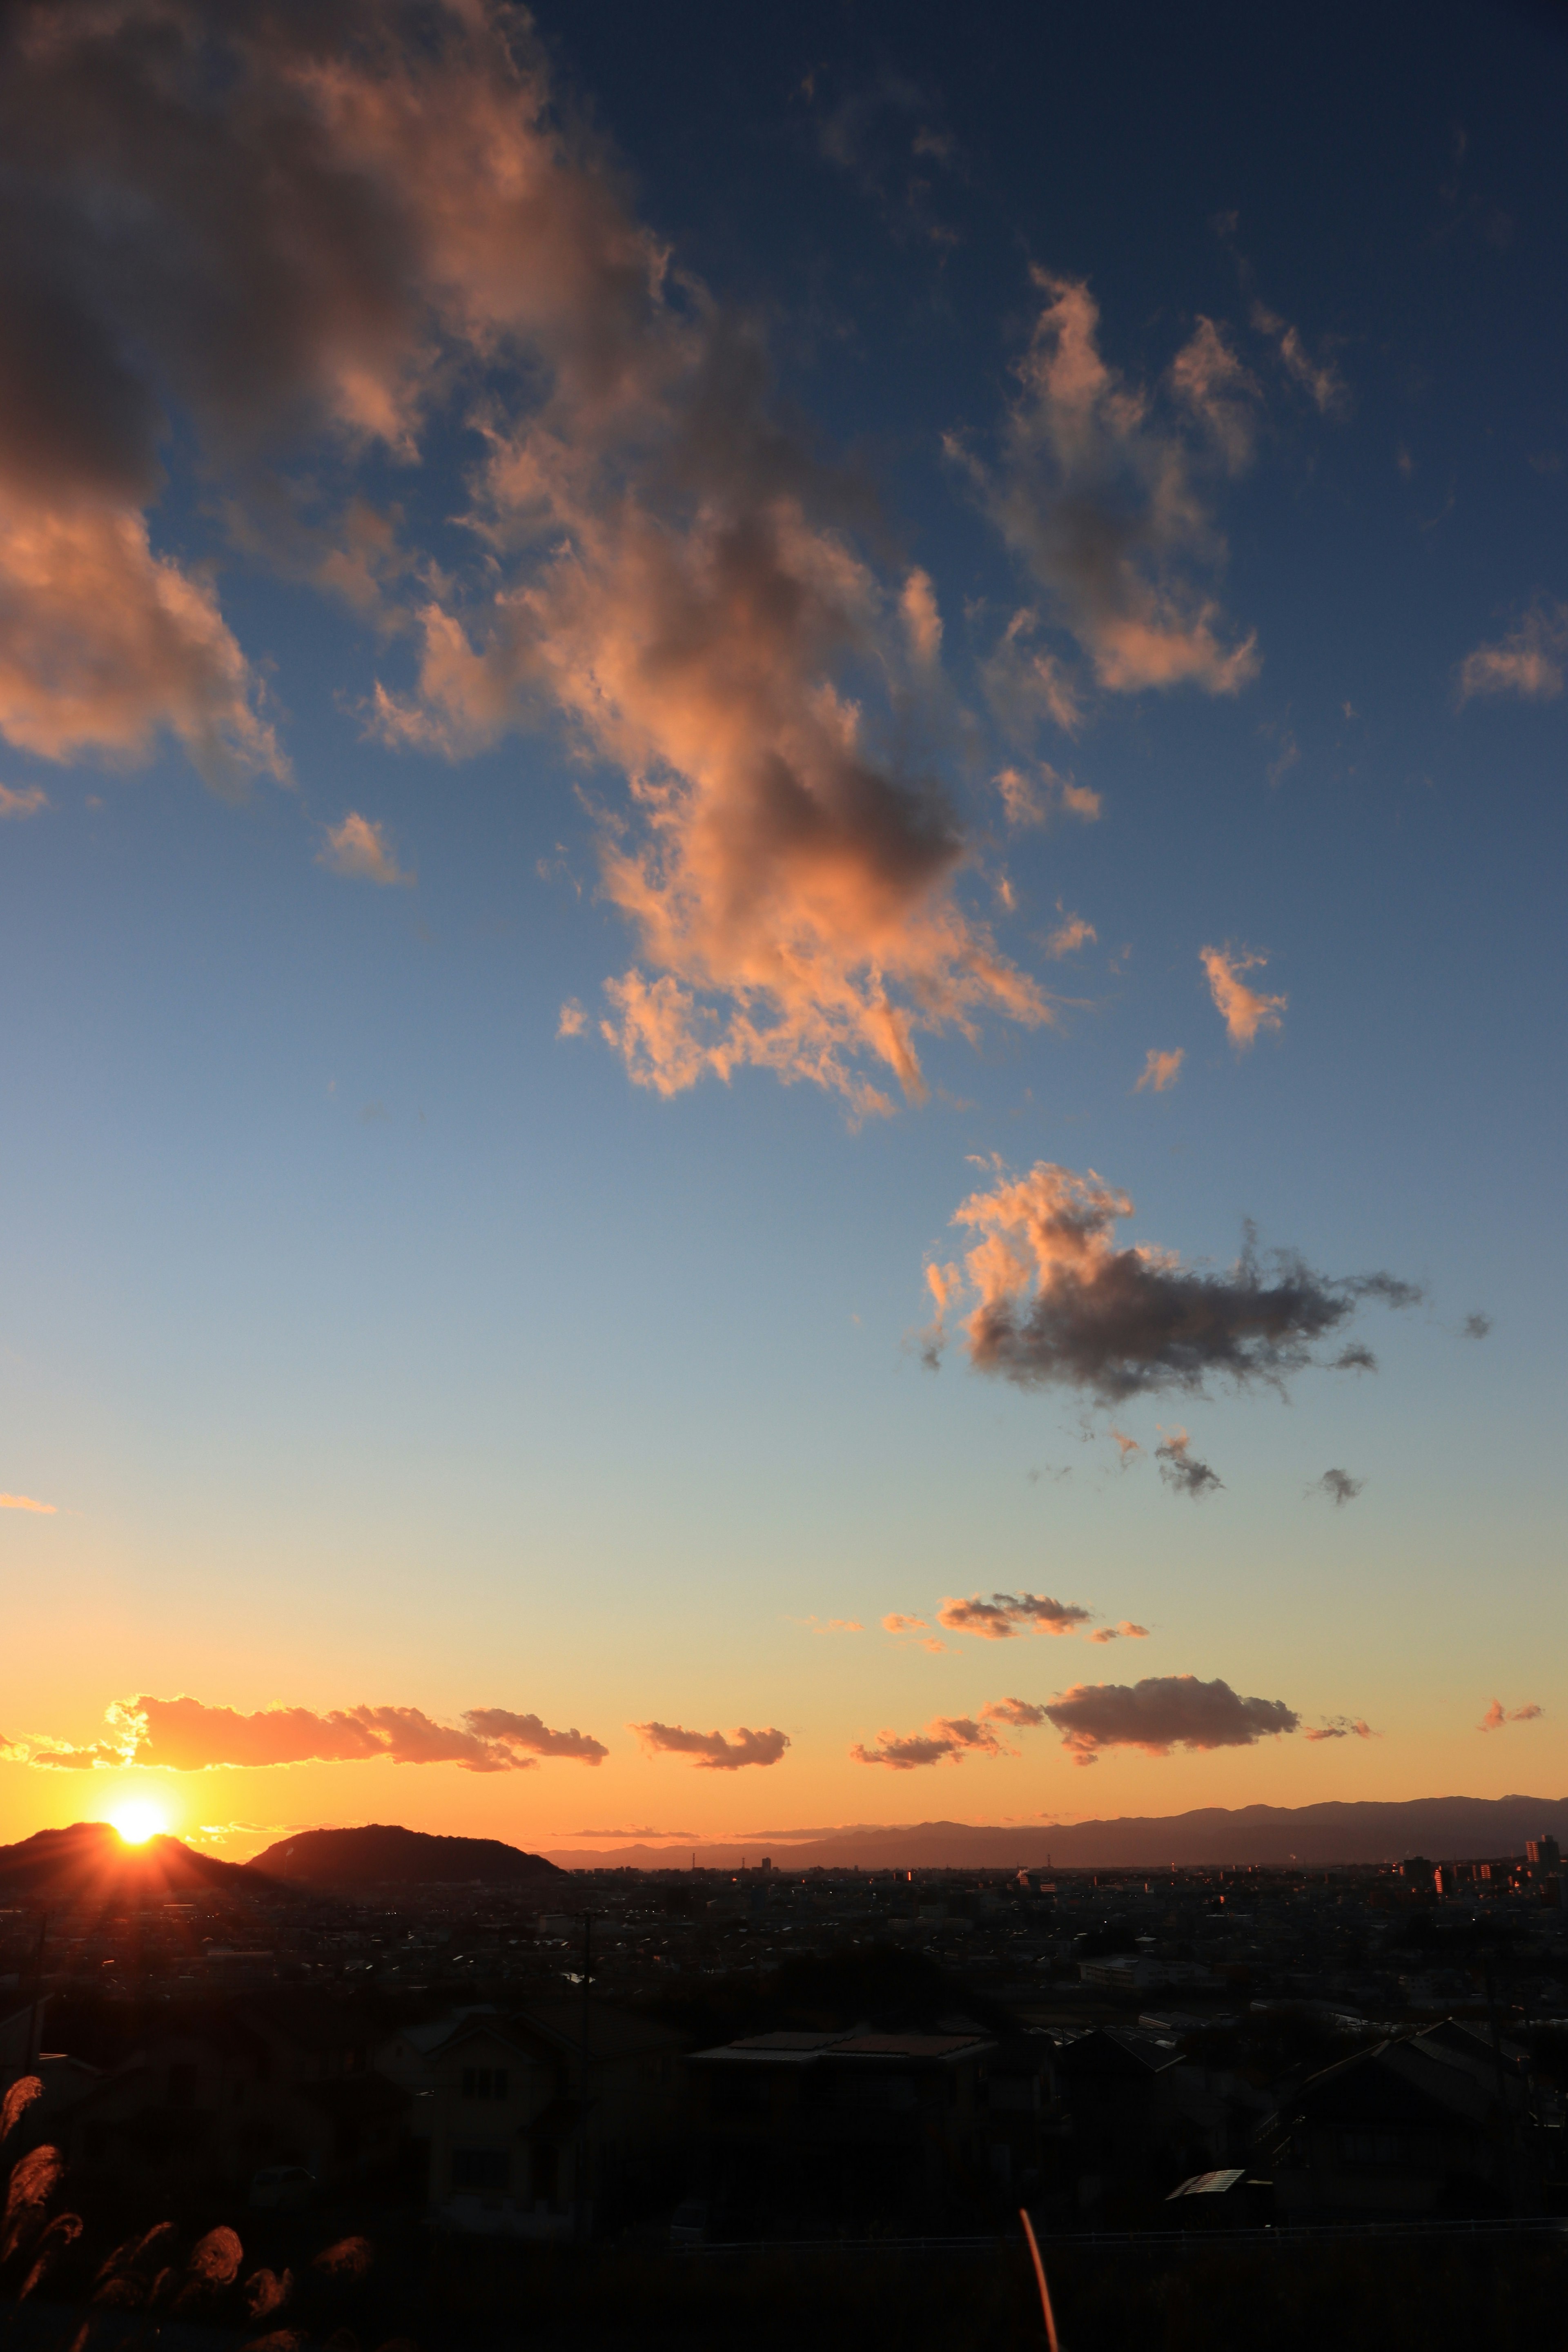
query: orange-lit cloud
851 1696 1049 1769
630 1722 789 1771
965 273 1260 703
1304 1715 1379 1741
1169 316 1260 470
318 813 413 886
797 1617 862 1633
1135 1047 1184 1093
0 784 47 819
1043 1674 1299 1766
1478 1700 1544 1733
0 1493 54 1515
882 1613 929 1634
1109 1428 1142 1463
1200 943 1286 1047
20 1695 605 1773
1045 910 1096 958
1155 1425 1222 1499
1250 303 1348 417
923 1158 1419 1403
1086 1621 1150 1645
991 760 1100 829
936 1591 1092 1640
1457 603 1567 704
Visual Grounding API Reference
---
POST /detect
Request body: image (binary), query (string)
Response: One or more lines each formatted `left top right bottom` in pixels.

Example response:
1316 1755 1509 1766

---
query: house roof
514 2000 679 2060
1294 2040 1495 2130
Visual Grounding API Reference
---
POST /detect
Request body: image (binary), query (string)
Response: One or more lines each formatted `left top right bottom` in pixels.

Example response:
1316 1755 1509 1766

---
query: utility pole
577 1911 592 2241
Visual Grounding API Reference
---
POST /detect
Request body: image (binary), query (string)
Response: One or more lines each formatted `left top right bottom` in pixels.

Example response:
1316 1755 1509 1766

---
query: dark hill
247 1824 566 1887
0 1822 285 1906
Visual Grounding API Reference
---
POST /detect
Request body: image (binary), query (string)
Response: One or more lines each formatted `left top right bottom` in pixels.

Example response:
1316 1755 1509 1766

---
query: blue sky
0 0 1561 1851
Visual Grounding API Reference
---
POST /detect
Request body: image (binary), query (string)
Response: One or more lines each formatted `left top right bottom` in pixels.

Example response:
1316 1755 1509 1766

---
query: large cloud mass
628 1721 790 1771
0 0 1047 1113
22 1695 606 1772
924 1160 1419 1403
1042 1675 1300 1766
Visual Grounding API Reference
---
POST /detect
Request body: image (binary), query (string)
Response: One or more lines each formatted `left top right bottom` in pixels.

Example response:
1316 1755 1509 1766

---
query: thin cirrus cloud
1456 602 1566 704
1086 1622 1152 1645
1045 910 1097 959
991 762 1102 828
317 813 414 887
922 1159 1420 1404
0 0 1048 1119
1304 1715 1379 1742
1156 1426 1223 1499
851 1697 1049 1770
1042 1674 1300 1766
957 272 1261 715
936 1591 1092 1641
0 784 47 819
1478 1700 1544 1733
1134 1047 1184 1093
17 1695 607 1773
1310 1468 1364 1506
0 1493 55 1515
1200 943 1287 1047
629 1722 790 1771
881 1613 929 1634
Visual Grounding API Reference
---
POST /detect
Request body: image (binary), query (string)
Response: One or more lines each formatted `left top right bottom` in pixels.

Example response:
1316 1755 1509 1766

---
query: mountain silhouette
247 1823 566 1886
0 1822 286 1906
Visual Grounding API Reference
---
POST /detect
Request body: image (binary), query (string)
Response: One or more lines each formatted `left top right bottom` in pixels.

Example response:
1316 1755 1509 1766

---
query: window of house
1340 2130 1405 2166
452 2148 510 2192
461 2066 508 2100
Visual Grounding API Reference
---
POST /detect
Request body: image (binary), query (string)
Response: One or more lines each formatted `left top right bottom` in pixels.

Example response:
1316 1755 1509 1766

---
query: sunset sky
1 0 1563 1860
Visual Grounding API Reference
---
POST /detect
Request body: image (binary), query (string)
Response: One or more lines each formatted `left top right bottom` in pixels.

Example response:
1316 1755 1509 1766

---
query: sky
0 0 1563 1861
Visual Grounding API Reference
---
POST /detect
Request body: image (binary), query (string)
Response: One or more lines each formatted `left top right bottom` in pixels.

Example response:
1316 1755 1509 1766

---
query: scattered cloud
992 760 1099 828
1310 1468 1364 1506
1109 1428 1142 1463
1042 1673 1299 1766
1087 1621 1151 1645
629 1722 790 1771
20 1695 606 1773
1045 909 1097 958
1200 942 1286 1047
882 1613 929 1634
318 812 413 886
984 621 1085 739
1250 303 1349 416
0 1493 55 1515
1304 1715 1379 1742
923 1158 1419 1403
797 1616 862 1633
1134 1047 1184 1094
0 784 47 819
557 999 589 1038
961 275 1261 703
1457 603 1567 705
1169 316 1261 471
1155 1426 1223 1498
936 1591 1092 1641
851 1695 1049 1769
1478 1700 1543 1733
1461 1312 1492 1341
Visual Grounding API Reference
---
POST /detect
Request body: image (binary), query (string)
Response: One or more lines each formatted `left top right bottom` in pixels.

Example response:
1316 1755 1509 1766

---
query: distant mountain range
247 1824 566 1886
0 1822 274 1905
541 1794 1568 1871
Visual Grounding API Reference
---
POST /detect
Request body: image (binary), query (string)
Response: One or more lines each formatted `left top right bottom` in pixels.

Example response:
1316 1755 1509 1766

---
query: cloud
964 273 1260 704
629 1722 790 1771
1155 1426 1223 1498
1 2 1043 1111
1478 1700 1544 1733
20 1694 606 1773
1042 1673 1299 1766
797 1616 862 1633
984 621 1085 739
1304 1715 1379 1742
1087 1621 1151 1645
1135 1047 1184 1094
1457 604 1568 704
1461 1312 1492 1341
1310 1468 1363 1506
1249 304 1348 417
0 784 47 818
1109 1427 1142 1463
318 812 413 886
0 1493 55 1514
936 1591 1092 1641
851 1696 1048 1768
923 1158 1419 1403
1169 316 1261 470
1046 910 1096 958
557 999 589 1038
1200 943 1286 1047
881 1613 929 1634
991 760 1100 829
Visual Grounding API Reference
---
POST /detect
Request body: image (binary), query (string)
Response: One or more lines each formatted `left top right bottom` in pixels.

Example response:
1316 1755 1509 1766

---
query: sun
110 1799 168 1845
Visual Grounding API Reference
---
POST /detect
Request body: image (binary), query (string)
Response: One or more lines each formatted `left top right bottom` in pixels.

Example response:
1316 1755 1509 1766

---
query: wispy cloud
851 1696 1048 1769
1045 909 1096 959
1310 1468 1363 1506
1086 1621 1151 1645
629 1722 790 1771
1478 1699 1544 1733
1457 603 1567 704
1250 303 1348 416
936 1591 1092 1641
922 1159 1419 1403
1200 942 1286 1047
19 1695 606 1773
991 761 1100 828
0 784 47 819
1042 1673 1299 1766
1155 1426 1223 1498
0 1493 55 1515
318 813 413 886
1134 1047 1184 1094
1304 1715 1379 1741
881 1613 929 1634
1461 1312 1492 1341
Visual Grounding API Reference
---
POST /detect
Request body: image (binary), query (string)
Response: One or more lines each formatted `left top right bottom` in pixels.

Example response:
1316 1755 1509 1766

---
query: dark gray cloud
936 1591 1092 1641
1311 1468 1364 1507
629 1722 790 1771
1156 1428 1222 1498
1462 1312 1492 1341
1043 1674 1299 1765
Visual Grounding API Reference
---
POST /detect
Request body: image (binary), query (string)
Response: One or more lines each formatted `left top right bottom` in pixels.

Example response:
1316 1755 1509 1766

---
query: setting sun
109 1800 167 1845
